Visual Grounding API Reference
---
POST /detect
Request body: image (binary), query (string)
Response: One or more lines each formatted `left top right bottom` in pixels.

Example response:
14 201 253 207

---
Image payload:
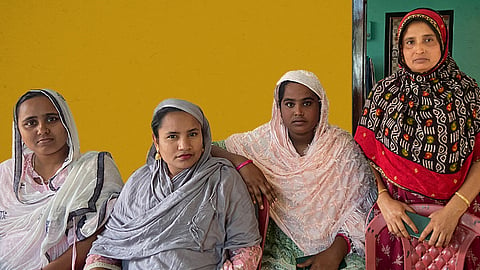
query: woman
0 89 123 269
212 70 375 269
355 8 480 269
86 98 261 269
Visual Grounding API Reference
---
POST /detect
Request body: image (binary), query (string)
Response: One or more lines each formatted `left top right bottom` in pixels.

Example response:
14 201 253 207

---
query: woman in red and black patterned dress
355 8 480 269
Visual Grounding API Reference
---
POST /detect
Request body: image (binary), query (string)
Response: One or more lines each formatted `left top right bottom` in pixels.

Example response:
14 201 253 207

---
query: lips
177 153 193 160
37 137 54 145
413 58 429 63
292 119 306 125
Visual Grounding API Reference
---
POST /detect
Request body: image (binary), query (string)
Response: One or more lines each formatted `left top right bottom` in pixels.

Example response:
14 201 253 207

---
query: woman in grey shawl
86 99 261 270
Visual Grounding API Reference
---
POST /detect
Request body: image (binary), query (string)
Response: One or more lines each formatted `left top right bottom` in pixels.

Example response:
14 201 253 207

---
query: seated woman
212 70 376 269
355 8 480 268
86 98 262 269
0 89 124 270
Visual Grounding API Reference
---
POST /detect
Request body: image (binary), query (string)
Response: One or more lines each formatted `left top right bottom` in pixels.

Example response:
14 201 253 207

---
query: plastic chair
365 204 480 270
257 194 270 269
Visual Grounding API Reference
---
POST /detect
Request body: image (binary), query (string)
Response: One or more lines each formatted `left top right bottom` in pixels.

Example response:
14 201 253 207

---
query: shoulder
208 159 244 188
77 151 112 161
225 123 270 153
324 127 366 159
212 163 250 203
460 73 480 92
209 157 237 180
123 164 150 190
328 126 356 146
0 158 13 169
73 151 123 184
227 123 269 142
76 151 120 170
0 159 14 183
370 71 404 95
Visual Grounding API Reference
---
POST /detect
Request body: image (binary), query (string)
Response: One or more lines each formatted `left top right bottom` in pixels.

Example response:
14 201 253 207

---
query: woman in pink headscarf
213 70 375 269
355 8 480 268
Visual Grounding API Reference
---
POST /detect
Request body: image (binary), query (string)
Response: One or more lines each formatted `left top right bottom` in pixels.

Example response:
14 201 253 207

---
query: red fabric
355 126 480 199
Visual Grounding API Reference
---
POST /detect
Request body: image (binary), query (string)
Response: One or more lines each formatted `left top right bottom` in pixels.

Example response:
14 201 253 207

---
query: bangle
378 188 388 196
236 159 253 171
455 191 470 207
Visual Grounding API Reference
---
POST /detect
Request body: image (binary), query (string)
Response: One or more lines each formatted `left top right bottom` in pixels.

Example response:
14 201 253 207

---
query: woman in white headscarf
212 70 376 269
0 89 123 270
86 98 261 270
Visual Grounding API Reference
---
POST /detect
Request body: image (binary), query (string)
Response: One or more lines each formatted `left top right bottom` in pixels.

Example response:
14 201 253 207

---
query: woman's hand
376 192 417 239
419 161 480 247
296 236 347 270
419 196 466 247
296 253 339 270
236 162 277 208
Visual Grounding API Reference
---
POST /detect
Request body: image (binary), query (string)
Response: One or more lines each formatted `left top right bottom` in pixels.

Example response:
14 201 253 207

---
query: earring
155 152 161 160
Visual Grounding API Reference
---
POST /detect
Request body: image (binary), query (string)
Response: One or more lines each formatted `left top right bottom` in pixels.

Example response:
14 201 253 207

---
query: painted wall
367 0 480 83
0 1 354 180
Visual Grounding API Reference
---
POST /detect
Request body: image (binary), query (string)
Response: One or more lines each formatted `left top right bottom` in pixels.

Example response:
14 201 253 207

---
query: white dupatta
0 89 123 269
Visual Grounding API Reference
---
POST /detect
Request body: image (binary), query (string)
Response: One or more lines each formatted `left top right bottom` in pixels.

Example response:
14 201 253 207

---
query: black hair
151 107 183 138
277 80 293 107
15 91 46 117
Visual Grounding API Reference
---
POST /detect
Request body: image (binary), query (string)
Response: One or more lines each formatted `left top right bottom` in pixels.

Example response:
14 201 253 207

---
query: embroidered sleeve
84 254 121 270
222 245 262 270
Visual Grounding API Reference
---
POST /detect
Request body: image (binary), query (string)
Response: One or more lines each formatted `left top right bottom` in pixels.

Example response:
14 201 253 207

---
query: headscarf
90 99 260 267
397 8 449 75
0 89 123 269
225 70 375 255
355 8 480 199
13 89 80 202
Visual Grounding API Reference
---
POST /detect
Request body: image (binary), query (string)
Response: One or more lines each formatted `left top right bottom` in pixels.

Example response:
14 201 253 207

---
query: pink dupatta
225 70 375 255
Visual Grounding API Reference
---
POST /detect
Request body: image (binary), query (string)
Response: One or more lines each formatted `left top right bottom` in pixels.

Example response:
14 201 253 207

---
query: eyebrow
165 127 200 134
405 34 436 39
21 113 59 122
187 128 200 133
21 116 37 122
282 97 316 102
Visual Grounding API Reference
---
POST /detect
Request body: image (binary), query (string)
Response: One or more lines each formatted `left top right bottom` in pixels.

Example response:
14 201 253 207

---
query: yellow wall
0 1 353 180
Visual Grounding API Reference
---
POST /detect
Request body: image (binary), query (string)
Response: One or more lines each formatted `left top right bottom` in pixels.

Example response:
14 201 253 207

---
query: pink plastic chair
365 204 480 270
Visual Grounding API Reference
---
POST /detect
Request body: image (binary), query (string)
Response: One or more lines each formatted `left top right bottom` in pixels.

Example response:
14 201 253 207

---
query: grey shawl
90 99 260 269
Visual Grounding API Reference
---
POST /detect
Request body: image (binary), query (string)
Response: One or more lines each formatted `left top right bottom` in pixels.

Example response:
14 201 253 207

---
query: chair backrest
257 195 270 270
365 204 480 270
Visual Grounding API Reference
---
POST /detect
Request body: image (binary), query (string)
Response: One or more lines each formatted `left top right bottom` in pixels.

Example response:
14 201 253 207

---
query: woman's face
17 95 69 158
153 110 203 177
279 82 320 139
402 21 442 73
